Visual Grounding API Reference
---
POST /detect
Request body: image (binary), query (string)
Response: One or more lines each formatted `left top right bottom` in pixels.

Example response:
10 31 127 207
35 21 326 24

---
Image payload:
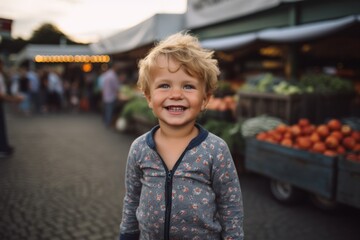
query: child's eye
158 84 170 89
184 84 195 90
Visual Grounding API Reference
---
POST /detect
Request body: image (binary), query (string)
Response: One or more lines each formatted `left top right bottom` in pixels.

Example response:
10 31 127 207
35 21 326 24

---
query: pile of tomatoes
256 118 360 161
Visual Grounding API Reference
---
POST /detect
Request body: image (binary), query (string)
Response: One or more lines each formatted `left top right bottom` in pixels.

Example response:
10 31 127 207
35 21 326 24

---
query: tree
0 37 27 54
0 23 86 55
29 23 80 45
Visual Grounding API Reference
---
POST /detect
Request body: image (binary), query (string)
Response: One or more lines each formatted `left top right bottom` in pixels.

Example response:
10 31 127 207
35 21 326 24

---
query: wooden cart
245 138 360 210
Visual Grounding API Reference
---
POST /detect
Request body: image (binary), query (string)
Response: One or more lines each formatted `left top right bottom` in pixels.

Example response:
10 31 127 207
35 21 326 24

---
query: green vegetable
121 97 157 124
299 74 354 94
241 115 284 137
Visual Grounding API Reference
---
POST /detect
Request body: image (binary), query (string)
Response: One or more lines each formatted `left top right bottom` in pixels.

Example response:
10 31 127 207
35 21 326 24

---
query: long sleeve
211 141 244 240
119 141 143 239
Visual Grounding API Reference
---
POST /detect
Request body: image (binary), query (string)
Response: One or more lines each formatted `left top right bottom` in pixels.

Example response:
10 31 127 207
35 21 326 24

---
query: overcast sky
0 0 187 43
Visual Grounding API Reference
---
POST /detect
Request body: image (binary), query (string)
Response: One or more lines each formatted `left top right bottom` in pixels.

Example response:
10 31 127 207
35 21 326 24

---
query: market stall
183 0 360 210
244 118 360 210
90 13 185 57
88 1 360 191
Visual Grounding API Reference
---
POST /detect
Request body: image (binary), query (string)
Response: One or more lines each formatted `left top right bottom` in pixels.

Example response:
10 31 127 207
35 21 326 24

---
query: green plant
214 80 235 97
121 97 157 124
299 74 354 94
119 84 137 100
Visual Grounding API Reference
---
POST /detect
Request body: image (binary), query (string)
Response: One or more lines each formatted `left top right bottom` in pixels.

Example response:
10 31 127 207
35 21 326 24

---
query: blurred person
47 68 64 112
38 68 50 113
8 66 20 96
93 65 108 112
101 62 124 127
68 80 80 112
27 66 41 113
118 32 244 240
0 59 23 158
97 65 108 92
62 64 85 111
17 65 31 115
84 71 95 110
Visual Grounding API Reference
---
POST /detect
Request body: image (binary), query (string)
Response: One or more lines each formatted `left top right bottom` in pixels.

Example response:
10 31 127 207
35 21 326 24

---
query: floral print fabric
120 125 244 240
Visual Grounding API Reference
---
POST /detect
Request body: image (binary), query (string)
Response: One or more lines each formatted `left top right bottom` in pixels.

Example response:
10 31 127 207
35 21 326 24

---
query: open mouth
165 106 187 112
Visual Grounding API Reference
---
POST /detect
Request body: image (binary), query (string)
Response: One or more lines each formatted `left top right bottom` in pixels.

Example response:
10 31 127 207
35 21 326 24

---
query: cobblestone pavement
0 111 359 240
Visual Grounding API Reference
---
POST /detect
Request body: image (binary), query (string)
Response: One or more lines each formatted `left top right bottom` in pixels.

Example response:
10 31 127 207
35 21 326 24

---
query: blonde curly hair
137 32 220 96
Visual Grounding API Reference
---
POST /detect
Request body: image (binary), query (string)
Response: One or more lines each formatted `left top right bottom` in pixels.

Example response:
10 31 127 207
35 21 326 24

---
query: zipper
164 170 173 240
147 124 206 239
161 151 187 240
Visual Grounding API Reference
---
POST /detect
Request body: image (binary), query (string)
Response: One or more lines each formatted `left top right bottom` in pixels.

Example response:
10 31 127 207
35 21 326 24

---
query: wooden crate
302 93 355 124
245 138 338 199
237 92 355 124
237 92 304 124
336 157 360 209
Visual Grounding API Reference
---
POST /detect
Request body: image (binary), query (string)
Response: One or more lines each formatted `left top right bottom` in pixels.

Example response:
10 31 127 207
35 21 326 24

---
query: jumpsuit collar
146 123 209 151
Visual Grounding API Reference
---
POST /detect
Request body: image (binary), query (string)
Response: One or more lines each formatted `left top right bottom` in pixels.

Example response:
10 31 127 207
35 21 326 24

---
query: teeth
167 106 185 111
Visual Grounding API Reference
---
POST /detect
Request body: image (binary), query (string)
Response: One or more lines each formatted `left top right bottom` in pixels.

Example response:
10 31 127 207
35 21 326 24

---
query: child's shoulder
206 131 225 142
130 131 149 148
204 131 229 149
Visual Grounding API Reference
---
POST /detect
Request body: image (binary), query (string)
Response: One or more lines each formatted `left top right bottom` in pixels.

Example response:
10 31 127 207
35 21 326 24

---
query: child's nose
169 88 183 99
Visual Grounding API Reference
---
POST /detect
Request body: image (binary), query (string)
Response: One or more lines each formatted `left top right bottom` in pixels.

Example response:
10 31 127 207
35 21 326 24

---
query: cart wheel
270 179 303 203
309 194 338 211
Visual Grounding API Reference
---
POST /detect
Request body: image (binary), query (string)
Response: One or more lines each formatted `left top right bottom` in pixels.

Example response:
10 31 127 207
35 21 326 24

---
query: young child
119 32 244 240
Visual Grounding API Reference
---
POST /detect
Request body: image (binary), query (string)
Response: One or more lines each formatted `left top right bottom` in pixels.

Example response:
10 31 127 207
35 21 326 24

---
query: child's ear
201 93 211 111
145 94 153 109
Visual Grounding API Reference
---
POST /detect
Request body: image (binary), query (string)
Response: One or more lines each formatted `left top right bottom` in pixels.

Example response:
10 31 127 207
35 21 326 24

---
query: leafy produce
299 74 354 94
241 115 284 137
240 72 355 95
273 81 310 95
241 73 309 95
214 81 235 97
120 97 157 124
118 84 138 100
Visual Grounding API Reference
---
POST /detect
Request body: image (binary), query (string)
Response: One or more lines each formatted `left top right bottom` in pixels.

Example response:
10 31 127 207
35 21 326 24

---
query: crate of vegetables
202 95 237 122
336 152 360 209
245 137 337 199
245 118 360 199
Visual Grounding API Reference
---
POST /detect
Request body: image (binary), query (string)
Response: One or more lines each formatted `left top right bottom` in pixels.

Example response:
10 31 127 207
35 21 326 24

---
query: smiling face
145 55 210 129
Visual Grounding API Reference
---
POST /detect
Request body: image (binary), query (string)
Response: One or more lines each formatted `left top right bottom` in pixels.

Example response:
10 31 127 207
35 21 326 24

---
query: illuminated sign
34 55 110 63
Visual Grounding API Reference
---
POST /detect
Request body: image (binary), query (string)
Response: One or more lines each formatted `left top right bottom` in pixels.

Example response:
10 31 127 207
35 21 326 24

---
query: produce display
241 115 285 137
206 95 237 113
255 118 360 162
206 80 238 113
246 117 360 210
299 74 355 94
241 73 306 95
117 97 157 133
240 73 355 95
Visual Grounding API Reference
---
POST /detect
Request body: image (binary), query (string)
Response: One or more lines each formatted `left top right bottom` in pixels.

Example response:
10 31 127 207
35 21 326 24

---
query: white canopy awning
258 15 359 42
186 0 302 29
200 15 360 50
90 14 185 55
200 33 257 50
